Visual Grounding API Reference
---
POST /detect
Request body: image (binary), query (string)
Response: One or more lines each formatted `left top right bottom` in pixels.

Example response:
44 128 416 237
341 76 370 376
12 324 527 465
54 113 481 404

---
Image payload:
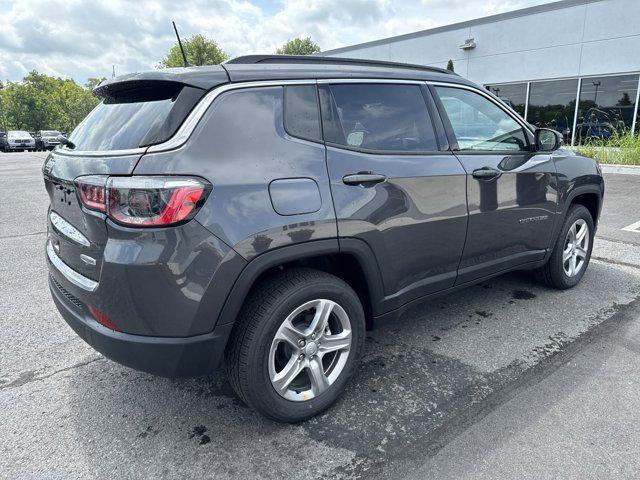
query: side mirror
534 128 562 152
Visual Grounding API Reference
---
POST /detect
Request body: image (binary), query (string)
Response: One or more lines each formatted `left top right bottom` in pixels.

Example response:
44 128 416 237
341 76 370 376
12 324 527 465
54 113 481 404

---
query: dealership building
322 0 640 145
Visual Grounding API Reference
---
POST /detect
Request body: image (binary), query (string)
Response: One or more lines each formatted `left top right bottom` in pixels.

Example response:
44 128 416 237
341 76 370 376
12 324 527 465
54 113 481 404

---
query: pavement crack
0 231 47 240
592 256 640 270
0 356 104 391
596 235 640 247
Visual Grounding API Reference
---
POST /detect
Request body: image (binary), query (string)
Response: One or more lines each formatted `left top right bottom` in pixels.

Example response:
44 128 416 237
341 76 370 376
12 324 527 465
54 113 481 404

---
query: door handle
472 167 502 180
342 172 387 186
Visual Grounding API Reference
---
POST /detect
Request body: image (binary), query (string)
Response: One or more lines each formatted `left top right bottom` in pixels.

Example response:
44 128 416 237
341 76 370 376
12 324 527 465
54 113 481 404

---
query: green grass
574 131 640 165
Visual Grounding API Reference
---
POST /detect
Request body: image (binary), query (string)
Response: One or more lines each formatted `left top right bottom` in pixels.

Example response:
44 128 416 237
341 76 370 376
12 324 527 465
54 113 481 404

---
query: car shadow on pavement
65 262 640 479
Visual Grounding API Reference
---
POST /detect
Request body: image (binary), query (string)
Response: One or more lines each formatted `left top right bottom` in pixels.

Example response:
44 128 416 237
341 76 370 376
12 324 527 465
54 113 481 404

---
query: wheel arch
215 238 385 329
568 189 601 227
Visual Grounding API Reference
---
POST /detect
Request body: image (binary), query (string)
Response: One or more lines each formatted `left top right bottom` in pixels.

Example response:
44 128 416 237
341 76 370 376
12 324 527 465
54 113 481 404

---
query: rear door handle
342 172 387 186
472 167 502 180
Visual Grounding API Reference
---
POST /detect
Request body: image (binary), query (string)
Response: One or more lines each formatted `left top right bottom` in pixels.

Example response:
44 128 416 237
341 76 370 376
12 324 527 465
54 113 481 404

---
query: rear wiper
56 134 76 150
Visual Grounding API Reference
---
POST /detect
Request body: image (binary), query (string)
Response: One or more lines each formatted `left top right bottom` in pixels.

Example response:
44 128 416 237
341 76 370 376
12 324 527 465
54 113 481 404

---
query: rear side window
319 83 438 152
284 85 321 142
69 83 204 151
435 86 529 152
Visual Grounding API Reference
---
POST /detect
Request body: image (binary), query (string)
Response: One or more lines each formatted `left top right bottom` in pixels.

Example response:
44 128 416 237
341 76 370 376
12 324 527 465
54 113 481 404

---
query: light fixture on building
459 38 476 50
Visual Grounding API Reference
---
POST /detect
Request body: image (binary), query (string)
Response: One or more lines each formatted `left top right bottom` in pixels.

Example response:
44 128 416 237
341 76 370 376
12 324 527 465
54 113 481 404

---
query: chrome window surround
50 211 90 247
47 241 98 292
56 78 532 157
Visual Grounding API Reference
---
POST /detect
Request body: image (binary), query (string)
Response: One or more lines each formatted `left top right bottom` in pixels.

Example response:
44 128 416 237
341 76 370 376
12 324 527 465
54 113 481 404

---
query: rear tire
534 204 594 289
225 267 365 423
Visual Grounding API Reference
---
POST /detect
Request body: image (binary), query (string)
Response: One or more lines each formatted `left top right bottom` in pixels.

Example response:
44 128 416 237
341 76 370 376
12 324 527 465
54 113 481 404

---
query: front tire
534 204 594 289
225 268 365 423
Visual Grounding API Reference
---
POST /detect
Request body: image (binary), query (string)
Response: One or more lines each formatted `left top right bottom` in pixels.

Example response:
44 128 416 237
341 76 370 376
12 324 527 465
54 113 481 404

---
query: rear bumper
50 274 233 377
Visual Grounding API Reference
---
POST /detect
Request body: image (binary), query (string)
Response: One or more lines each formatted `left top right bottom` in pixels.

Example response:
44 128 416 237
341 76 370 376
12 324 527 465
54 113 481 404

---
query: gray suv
44 56 604 422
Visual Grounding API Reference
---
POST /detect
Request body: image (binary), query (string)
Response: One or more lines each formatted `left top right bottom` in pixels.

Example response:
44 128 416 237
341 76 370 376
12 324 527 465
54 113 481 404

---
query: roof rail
225 55 456 75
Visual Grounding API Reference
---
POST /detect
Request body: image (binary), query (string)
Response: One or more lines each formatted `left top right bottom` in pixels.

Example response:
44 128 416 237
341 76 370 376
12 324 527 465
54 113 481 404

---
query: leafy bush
574 130 640 165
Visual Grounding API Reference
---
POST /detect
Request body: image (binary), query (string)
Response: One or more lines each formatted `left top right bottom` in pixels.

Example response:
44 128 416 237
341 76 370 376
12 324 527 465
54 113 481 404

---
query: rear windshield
69 99 175 151
68 82 205 152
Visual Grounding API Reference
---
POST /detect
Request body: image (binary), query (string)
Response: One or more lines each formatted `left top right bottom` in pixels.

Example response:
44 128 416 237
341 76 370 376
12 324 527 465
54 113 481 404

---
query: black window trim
428 81 536 155
55 78 536 158
282 84 324 145
317 81 443 156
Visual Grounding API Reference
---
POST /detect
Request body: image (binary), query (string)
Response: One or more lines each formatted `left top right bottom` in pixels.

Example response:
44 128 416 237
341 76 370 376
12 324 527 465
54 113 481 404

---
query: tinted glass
321 83 438 152
486 83 527 117
526 79 578 144
435 86 528 151
576 74 639 143
284 85 321 142
69 99 175 151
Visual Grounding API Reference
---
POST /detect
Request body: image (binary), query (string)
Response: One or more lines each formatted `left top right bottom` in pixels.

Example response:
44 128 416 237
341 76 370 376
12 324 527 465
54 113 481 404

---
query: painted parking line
622 220 640 233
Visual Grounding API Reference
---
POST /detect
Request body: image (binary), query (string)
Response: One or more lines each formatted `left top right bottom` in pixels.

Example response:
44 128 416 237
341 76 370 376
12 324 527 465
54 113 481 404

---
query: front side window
485 83 527 117
320 83 438 152
435 86 529 152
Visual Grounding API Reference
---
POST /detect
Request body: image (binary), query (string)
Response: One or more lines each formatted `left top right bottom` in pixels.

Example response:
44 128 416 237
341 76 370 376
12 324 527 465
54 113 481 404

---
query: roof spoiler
226 55 457 76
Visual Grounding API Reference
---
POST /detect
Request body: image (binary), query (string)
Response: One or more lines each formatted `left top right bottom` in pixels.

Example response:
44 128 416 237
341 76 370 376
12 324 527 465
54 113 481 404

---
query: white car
7 130 36 152
37 130 62 150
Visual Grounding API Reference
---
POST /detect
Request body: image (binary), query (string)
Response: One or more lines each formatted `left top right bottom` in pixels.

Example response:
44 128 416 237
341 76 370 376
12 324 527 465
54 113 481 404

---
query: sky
0 0 557 86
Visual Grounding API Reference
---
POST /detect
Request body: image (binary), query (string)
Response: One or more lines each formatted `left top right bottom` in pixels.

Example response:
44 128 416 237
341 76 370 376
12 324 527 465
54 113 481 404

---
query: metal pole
631 75 640 135
571 78 582 147
592 81 601 105
524 82 531 121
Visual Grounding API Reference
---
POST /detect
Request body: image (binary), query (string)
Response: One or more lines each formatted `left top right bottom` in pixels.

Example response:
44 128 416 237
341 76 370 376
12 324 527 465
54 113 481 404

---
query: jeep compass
44 55 604 422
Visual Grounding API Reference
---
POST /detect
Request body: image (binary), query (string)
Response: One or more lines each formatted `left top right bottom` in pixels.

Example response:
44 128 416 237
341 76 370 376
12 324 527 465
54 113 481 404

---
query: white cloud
0 0 555 85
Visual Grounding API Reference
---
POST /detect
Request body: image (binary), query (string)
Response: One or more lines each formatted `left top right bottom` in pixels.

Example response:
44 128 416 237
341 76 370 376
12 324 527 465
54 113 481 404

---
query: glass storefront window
485 83 527 117
527 79 579 144
575 74 639 143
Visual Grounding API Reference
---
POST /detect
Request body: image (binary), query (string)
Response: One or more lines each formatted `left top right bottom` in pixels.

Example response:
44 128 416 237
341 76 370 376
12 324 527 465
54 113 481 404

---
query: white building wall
323 0 640 85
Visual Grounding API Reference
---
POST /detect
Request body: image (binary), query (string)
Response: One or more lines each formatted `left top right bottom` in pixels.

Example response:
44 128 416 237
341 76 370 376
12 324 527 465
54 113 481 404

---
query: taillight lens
76 175 107 212
75 176 211 227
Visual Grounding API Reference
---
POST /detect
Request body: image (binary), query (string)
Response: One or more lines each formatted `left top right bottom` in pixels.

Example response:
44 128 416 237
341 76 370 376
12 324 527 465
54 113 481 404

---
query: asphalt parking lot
1 152 640 479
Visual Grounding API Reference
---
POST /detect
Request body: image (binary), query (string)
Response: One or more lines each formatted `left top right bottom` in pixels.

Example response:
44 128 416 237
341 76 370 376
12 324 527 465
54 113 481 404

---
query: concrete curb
600 164 640 175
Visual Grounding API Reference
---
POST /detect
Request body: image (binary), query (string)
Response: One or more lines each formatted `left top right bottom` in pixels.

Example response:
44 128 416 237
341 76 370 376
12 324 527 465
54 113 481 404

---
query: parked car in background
0 132 7 152
6 130 36 151
36 130 62 151
44 55 604 422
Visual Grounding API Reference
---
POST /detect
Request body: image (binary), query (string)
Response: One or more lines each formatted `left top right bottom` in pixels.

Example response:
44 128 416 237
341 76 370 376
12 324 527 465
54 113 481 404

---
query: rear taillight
76 175 107 212
74 176 211 227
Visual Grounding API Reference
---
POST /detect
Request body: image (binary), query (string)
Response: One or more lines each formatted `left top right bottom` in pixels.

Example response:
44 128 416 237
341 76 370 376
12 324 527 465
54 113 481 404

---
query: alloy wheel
268 299 352 401
563 218 589 277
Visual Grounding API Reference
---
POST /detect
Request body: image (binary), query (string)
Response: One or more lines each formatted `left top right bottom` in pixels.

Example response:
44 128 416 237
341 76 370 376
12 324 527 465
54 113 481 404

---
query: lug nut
311 333 316 340
299 354 304 361
298 339 306 347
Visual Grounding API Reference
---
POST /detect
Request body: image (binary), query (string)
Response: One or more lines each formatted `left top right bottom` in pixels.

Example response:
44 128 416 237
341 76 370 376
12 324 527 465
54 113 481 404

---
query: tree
617 92 632 106
276 37 320 56
85 77 107 91
158 34 229 68
446 59 454 72
0 71 100 133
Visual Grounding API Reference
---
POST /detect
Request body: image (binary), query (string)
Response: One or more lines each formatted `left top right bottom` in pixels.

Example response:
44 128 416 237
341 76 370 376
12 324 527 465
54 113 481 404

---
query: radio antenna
172 21 191 67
